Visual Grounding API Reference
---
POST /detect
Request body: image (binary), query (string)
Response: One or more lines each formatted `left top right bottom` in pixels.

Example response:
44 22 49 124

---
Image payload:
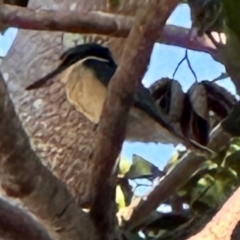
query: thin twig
185 50 198 82
173 49 197 81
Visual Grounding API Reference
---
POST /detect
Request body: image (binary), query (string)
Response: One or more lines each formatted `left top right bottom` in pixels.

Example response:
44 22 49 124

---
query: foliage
1 0 240 240
116 133 240 239
117 96 240 238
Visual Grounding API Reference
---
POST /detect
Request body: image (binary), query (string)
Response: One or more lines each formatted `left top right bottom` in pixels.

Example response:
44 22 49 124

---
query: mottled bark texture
187 187 240 240
0 73 95 240
0 0 151 209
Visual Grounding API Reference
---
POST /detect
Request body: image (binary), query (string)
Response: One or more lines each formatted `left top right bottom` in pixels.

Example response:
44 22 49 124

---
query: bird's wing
83 60 175 135
134 84 215 158
25 53 79 90
134 85 173 131
25 46 215 158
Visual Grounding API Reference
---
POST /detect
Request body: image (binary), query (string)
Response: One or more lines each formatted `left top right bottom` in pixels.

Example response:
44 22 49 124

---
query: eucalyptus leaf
119 156 132 176
125 154 162 180
225 150 240 175
116 185 126 209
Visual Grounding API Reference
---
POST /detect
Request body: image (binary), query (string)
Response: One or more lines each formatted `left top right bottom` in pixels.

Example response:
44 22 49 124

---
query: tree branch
0 198 52 240
161 25 221 62
0 4 131 37
0 4 219 61
89 0 181 238
127 124 231 228
0 73 95 240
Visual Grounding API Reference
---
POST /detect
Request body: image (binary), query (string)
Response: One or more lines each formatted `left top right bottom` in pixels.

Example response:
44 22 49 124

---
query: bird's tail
25 45 86 90
25 66 67 90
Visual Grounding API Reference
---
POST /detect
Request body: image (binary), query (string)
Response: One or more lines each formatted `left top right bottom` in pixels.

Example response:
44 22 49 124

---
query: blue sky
0 4 236 194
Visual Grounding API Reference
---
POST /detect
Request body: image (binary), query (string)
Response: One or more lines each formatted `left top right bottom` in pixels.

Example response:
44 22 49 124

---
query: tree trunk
0 0 148 207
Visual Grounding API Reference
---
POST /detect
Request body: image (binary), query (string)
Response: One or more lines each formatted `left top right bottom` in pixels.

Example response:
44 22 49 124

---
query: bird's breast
63 64 107 124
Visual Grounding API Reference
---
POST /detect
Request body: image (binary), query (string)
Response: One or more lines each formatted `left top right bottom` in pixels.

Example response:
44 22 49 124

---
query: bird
25 43 215 158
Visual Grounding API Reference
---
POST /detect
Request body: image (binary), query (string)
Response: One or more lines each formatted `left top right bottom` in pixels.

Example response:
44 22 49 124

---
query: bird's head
25 43 117 90
59 43 116 69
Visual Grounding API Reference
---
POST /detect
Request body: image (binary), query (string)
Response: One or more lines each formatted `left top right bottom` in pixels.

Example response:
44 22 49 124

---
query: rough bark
187 187 240 240
0 0 163 210
0 72 95 240
1 0 105 208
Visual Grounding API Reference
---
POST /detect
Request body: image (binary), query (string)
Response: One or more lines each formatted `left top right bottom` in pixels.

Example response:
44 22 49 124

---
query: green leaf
229 144 240 153
189 167 237 208
231 138 240 146
125 154 161 180
225 150 240 175
119 156 131 176
179 163 217 196
116 185 126 209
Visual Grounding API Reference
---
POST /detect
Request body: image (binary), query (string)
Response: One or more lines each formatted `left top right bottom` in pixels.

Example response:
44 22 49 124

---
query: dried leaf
180 93 209 146
188 82 209 121
202 80 237 119
150 78 172 115
150 78 185 134
150 78 184 122
168 80 185 124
